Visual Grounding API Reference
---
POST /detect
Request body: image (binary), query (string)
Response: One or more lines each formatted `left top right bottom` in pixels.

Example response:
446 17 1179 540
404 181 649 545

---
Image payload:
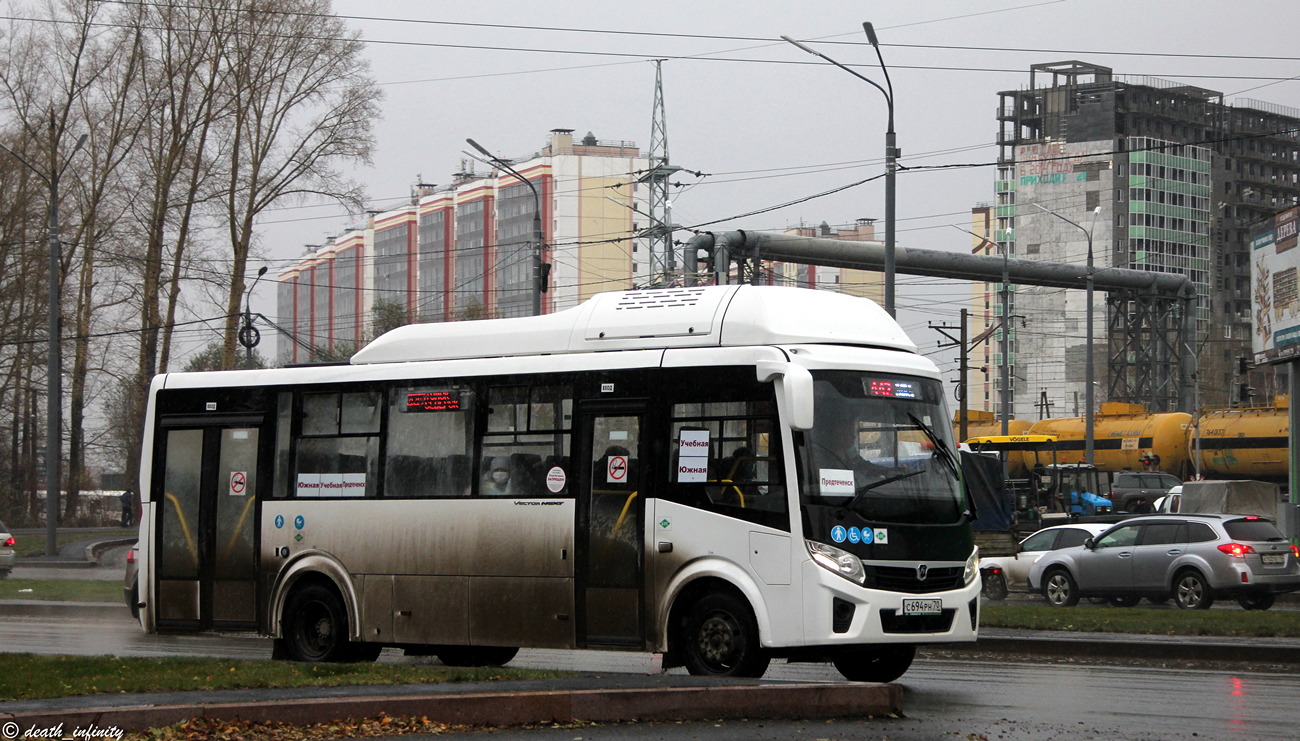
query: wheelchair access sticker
831 526 886 545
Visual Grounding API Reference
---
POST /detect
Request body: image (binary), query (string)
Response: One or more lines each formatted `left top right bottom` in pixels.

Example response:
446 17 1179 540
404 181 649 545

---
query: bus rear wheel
832 644 916 683
280 583 369 662
680 592 770 678
437 646 519 667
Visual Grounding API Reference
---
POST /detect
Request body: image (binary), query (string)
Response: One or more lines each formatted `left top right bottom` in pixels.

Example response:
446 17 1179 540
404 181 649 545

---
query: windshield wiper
854 467 924 496
907 412 959 474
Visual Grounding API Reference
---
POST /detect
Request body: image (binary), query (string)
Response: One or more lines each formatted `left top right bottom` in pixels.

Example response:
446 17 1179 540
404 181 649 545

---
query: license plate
1263 553 1285 566
902 598 942 616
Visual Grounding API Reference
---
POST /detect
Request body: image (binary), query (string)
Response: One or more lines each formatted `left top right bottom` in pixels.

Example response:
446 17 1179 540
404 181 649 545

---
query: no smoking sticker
229 471 247 496
607 455 628 484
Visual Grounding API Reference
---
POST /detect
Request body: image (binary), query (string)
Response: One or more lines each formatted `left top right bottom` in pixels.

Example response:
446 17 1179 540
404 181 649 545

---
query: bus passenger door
576 406 645 647
154 420 261 630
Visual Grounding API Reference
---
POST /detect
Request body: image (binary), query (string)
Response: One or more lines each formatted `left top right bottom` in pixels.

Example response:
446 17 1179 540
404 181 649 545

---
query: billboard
1251 206 1300 364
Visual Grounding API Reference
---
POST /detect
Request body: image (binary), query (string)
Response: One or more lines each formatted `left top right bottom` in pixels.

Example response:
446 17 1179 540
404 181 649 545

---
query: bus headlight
806 540 866 584
964 546 980 586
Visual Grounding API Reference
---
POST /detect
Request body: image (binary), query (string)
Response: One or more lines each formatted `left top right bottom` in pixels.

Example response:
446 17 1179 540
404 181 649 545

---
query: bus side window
479 384 573 498
293 390 380 498
668 401 788 532
386 385 474 498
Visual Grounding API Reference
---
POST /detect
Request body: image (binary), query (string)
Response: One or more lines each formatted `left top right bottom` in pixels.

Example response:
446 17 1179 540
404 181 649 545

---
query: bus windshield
800 370 963 524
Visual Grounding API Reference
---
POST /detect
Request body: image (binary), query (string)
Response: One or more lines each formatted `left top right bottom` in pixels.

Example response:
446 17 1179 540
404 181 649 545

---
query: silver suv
1028 514 1300 610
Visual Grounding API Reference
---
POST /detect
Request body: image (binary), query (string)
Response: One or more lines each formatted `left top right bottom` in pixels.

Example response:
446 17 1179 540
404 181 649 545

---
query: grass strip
10 529 136 558
0 654 567 701
981 602 1300 637
0 578 122 603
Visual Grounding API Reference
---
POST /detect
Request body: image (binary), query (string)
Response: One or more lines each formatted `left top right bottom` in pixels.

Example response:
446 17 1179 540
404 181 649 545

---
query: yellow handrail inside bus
220 493 257 561
730 485 745 508
610 490 638 537
163 491 198 563
714 479 746 508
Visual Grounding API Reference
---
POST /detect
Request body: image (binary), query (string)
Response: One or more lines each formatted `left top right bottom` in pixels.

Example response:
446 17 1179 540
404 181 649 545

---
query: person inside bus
722 446 756 482
481 456 516 496
813 407 895 490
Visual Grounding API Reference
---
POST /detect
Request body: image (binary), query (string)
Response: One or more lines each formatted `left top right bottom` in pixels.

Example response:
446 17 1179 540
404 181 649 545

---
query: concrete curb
86 538 136 564
962 635 1300 664
0 682 902 733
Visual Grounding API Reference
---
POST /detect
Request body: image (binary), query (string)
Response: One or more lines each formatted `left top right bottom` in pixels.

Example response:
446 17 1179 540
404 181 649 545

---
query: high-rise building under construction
975 61 1300 416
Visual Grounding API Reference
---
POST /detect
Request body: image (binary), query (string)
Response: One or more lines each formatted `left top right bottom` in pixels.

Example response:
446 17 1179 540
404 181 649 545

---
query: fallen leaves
129 712 457 740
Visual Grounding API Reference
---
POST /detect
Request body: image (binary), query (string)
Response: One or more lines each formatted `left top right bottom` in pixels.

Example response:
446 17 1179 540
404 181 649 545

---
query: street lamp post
862 23 896 319
466 138 544 316
1034 203 1102 464
0 126 86 559
781 23 896 316
241 266 268 369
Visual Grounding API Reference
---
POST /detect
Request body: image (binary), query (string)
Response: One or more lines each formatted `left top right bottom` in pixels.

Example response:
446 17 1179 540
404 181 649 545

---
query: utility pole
951 224 1014 435
930 310 970 441
1036 390 1053 420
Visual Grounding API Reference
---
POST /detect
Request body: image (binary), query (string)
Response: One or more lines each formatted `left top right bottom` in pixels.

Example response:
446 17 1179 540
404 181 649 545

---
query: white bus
136 284 979 682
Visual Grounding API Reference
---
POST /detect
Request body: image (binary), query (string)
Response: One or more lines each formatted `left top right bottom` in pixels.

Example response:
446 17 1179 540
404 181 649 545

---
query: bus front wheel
280 583 368 662
680 592 770 678
832 644 916 683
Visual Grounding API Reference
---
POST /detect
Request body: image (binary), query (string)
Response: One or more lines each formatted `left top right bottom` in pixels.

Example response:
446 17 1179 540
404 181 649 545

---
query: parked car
1029 514 1300 610
980 523 1112 600
1109 471 1181 513
123 543 139 618
0 521 14 577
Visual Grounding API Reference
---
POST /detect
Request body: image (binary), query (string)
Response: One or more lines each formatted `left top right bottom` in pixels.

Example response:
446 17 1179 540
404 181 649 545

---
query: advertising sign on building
1251 206 1300 364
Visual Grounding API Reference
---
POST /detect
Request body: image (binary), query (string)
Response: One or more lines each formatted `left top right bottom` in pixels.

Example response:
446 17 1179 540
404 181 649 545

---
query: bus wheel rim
698 613 741 668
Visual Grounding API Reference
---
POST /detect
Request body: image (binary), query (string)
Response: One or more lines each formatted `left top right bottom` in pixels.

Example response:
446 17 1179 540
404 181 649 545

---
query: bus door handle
396 610 412 617
658 541 673 553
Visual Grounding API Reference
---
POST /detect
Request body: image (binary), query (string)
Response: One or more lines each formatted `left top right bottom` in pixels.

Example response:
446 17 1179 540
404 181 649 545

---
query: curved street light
781 22 896 316
466 138 544 316
1035 203 1102 465
241 266 269 368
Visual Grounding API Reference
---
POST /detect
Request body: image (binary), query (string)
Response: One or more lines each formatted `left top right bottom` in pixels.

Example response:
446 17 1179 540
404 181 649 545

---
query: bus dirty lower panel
393 574 470 645
358 574 393 643
584 587 640 646
469 576 573 648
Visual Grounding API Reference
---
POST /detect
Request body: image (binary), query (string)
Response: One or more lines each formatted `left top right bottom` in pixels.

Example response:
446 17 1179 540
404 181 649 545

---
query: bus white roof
350 284 915 365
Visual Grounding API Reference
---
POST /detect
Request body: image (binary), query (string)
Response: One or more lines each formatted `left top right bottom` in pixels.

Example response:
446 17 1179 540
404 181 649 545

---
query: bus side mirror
756 361 814 431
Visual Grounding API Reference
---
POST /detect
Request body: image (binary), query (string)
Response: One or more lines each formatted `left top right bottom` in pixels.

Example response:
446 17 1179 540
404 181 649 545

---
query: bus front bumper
796 560 981 647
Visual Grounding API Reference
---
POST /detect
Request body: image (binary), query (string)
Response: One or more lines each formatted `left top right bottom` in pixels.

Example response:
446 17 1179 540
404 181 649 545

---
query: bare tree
115 0 233 493
0 1 381 525
216 0 380 369
0 0 114 522
56 2 151 520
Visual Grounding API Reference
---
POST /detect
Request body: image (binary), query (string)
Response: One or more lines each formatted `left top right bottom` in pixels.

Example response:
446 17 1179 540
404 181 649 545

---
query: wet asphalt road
6 544 1300 738
2 605 1299 740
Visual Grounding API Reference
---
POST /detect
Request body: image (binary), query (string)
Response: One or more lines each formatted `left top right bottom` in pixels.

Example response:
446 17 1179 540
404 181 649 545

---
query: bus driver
813 406 894 491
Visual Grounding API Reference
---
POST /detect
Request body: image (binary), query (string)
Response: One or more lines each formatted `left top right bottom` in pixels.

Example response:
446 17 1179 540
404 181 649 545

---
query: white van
1153 485 1182 513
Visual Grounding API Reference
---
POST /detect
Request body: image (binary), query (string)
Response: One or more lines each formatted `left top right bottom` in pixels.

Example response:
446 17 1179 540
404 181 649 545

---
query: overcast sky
250 0 1300 374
